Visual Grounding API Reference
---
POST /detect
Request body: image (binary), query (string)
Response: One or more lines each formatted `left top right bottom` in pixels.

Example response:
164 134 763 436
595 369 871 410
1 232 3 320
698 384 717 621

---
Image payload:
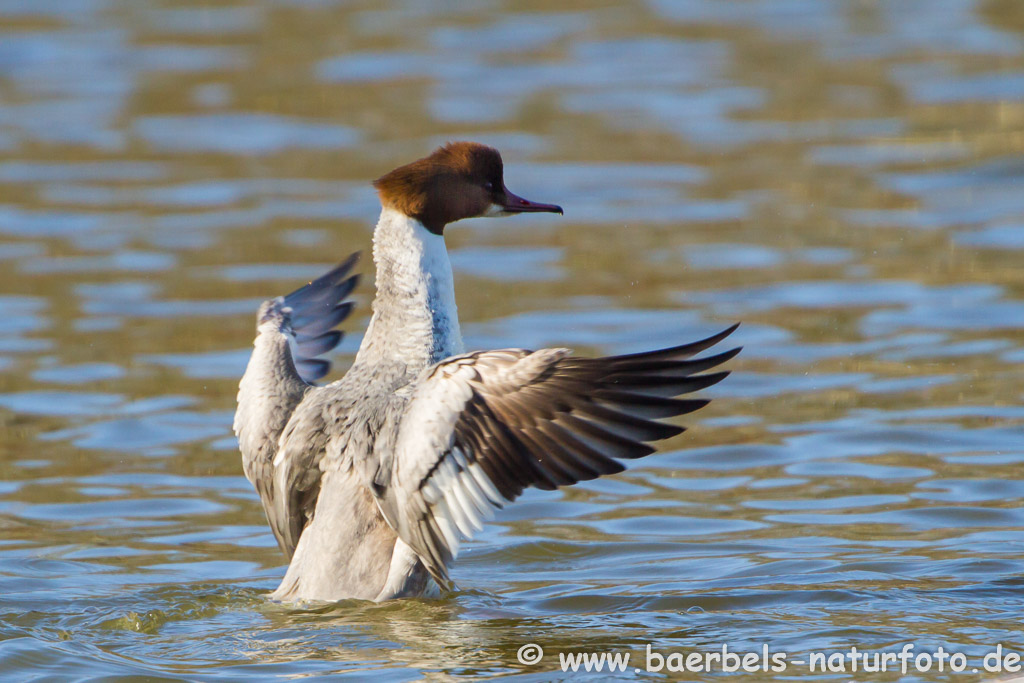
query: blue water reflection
0 0 1022 679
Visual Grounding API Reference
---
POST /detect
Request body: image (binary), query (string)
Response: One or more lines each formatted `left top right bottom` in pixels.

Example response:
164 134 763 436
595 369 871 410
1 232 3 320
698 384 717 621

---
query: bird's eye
483 181 494 192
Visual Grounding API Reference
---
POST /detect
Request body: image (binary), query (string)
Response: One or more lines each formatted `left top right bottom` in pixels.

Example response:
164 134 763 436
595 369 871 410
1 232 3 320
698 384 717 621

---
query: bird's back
267 361 435 601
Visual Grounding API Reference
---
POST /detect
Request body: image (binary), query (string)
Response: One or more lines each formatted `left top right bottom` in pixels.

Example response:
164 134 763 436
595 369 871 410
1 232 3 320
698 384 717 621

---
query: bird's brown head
373 142 563 235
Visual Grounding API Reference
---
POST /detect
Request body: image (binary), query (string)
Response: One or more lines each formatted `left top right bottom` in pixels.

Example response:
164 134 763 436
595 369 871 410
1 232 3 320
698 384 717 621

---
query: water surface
1 0 1023 680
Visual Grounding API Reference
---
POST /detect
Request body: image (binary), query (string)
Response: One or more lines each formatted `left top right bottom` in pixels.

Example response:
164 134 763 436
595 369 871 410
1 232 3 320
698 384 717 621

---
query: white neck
354 207 463 371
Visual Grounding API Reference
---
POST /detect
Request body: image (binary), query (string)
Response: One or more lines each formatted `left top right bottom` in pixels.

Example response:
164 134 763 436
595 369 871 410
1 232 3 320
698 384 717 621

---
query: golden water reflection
0 0 1023 679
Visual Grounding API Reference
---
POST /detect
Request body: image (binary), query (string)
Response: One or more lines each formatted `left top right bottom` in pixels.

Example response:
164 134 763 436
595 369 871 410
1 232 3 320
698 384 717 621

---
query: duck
234 142 739 602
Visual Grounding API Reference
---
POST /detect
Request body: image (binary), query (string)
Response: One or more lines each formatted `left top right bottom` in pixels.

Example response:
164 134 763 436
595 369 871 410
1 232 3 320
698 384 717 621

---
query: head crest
373 142 504 234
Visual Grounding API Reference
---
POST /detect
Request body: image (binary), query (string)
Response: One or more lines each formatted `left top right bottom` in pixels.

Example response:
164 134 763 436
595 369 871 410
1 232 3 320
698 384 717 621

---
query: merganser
234 142 739 602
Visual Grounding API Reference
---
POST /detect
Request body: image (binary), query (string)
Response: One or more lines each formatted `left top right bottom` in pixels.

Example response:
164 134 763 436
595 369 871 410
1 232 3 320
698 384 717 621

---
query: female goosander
234 142 739 602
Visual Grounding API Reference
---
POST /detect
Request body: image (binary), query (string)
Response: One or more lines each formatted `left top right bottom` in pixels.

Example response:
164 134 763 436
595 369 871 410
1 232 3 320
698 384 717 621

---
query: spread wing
236 254 360 559
283 254 360 384
377 324 740 586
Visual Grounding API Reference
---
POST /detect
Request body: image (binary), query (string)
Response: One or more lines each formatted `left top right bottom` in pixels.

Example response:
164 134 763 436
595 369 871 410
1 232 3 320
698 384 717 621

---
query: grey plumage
236 203 739 603
235 254 359 558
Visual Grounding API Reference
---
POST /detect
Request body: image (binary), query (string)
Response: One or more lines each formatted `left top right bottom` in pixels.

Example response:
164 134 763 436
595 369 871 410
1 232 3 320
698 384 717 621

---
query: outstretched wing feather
384 326 740 587
283 255 359 384
240 255 361 559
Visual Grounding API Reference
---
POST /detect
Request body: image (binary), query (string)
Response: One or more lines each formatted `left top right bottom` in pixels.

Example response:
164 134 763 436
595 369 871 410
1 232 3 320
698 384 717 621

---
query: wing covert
382 324 740 586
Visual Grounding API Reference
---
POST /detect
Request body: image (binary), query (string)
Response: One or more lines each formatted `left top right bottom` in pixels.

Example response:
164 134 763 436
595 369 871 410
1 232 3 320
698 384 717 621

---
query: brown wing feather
386 324 740 587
